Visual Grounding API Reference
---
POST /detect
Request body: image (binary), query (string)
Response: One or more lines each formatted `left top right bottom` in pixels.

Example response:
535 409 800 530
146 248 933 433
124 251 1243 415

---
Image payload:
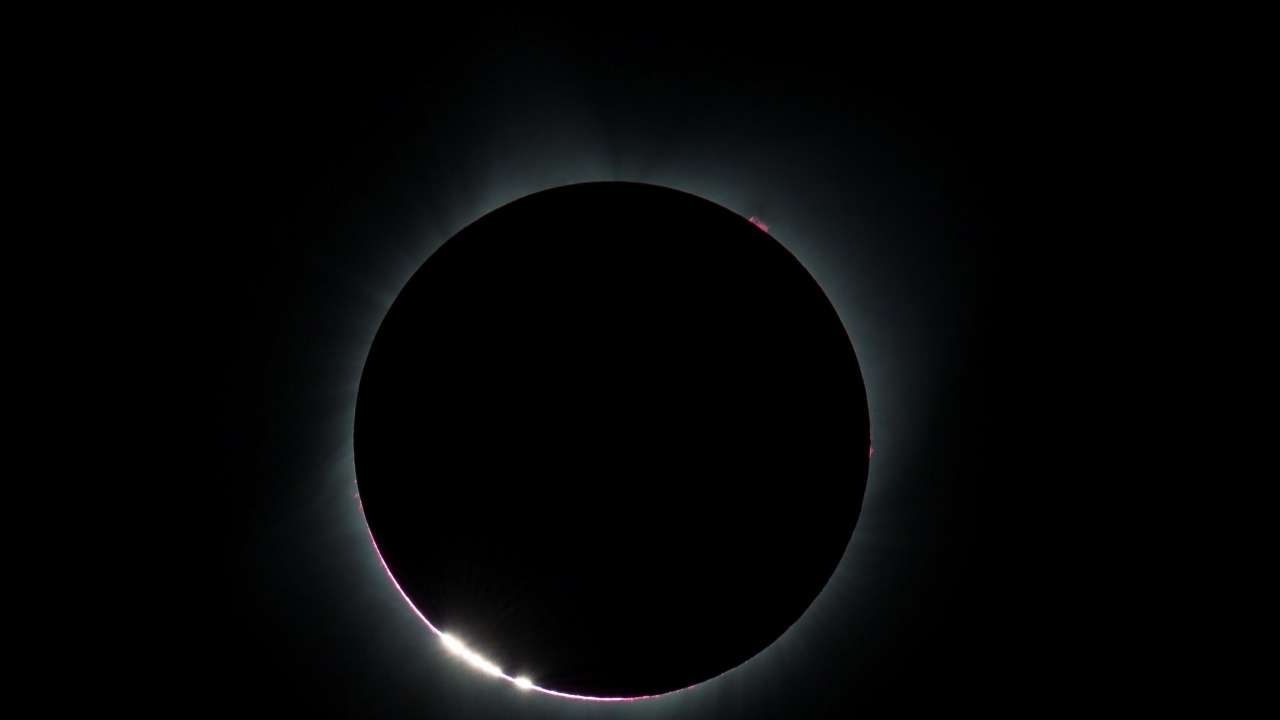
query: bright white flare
514 676 534 690
440 633 504 677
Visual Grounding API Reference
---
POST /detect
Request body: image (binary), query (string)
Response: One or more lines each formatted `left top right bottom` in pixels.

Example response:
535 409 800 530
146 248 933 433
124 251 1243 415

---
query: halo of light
351 189 878 703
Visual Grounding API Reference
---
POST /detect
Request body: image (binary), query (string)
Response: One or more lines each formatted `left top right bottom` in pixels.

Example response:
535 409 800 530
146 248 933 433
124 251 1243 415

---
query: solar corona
354 182 871 701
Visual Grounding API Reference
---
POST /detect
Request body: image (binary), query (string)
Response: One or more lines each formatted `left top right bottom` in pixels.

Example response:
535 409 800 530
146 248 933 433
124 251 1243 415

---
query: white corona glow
440 633 504 677
345 190 866 702
441 633 465 654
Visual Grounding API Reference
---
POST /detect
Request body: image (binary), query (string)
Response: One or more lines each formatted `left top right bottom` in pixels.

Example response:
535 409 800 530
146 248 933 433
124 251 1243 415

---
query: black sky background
124 28 1038 718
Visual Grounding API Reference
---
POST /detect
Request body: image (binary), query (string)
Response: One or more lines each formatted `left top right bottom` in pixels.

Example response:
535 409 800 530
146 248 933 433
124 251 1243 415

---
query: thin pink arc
363 524 692 702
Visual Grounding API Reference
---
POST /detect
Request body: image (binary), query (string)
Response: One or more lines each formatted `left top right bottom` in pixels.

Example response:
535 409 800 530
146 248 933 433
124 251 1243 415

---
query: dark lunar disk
354 182 870 699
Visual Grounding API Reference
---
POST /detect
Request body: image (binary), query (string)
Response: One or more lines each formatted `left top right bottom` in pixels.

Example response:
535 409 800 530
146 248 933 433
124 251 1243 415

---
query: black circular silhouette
355 182 869 699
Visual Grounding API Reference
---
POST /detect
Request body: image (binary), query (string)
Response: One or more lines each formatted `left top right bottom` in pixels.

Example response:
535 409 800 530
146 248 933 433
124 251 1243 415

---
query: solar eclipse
354 182 871 700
